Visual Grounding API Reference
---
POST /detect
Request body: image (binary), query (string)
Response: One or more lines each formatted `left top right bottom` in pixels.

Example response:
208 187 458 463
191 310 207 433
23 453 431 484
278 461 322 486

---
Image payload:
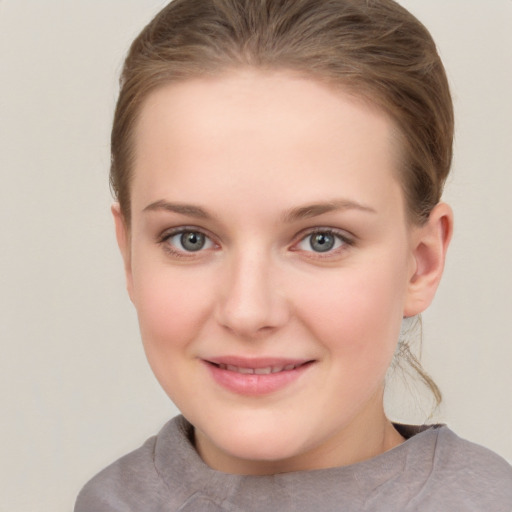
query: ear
403 202 453 317
112 203 134 302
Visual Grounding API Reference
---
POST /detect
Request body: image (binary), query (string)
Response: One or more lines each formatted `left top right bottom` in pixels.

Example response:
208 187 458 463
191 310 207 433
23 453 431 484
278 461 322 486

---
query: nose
215 249 290 339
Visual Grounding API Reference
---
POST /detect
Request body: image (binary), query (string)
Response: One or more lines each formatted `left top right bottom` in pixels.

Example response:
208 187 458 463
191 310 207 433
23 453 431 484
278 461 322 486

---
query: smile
203 358 314 396
212 363 303 374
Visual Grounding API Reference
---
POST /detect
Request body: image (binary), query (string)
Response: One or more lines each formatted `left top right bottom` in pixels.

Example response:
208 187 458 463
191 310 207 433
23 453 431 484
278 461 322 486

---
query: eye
164 229 215 253
296 230 349 253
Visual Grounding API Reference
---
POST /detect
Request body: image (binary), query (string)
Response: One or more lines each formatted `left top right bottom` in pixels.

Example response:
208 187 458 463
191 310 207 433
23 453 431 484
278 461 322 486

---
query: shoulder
435 427 512 483
410 426 512 510
74 419 181 512
74 415 241 511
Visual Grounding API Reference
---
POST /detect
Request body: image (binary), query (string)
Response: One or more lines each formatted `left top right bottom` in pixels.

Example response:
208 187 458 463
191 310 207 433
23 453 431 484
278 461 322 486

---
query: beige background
1 1 511 510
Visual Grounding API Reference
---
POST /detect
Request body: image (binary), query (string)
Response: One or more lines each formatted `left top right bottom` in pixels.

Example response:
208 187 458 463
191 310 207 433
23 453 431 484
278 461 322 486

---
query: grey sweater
75 415 512 511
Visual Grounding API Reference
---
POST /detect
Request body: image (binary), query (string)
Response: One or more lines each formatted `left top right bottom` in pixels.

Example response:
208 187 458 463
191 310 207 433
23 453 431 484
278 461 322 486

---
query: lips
213 362 304 374
203 357 314 396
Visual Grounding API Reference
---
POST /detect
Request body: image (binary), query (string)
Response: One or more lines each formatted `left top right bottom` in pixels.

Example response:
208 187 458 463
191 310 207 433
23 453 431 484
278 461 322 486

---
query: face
115 70 447 474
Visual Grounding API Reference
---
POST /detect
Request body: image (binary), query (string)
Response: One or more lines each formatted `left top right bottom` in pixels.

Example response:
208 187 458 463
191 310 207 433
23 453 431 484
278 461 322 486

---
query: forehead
131 70 403 217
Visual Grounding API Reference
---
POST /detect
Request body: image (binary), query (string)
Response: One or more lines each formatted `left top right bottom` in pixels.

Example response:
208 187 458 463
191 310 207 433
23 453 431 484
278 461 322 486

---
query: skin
114 69 452 475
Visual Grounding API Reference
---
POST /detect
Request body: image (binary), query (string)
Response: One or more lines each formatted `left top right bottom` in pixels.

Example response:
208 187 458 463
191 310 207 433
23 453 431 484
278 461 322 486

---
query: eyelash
292 228 354 257
157 227 217 258
157 227 354 258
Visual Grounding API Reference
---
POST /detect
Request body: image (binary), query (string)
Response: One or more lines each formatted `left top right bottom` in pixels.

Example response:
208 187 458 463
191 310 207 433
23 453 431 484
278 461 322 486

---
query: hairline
117 65 418 228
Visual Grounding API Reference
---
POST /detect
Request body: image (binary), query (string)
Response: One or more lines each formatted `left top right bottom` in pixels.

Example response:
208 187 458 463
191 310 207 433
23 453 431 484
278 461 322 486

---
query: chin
193 410 320 472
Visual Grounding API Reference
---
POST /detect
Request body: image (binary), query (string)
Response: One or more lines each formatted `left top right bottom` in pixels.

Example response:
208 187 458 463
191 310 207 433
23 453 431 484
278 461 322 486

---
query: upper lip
203 356 313 369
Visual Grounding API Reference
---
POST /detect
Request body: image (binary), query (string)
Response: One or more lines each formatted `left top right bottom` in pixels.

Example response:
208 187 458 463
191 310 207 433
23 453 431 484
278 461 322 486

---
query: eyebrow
142 198 376 222
143 200 211 219
282 199 376 222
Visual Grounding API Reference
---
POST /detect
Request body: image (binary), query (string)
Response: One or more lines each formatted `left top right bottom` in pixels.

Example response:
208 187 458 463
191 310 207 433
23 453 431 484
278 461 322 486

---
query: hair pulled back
111 0 453 226
111 0 453 407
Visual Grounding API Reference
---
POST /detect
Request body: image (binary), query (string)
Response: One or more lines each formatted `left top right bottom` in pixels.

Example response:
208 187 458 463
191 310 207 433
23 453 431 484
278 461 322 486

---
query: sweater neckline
152 415 444 509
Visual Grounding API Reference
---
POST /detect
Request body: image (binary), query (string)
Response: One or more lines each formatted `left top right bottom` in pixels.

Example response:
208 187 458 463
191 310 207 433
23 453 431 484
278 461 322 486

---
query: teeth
254 367 272 375
216 363 300 374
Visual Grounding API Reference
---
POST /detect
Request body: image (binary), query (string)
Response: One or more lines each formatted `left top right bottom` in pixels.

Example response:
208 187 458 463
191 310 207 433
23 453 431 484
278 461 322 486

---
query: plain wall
1 1 511 510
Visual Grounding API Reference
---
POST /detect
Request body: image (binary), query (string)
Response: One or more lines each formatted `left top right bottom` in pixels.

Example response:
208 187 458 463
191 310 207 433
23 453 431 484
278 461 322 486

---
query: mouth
203 357 315 396
208 361 308 374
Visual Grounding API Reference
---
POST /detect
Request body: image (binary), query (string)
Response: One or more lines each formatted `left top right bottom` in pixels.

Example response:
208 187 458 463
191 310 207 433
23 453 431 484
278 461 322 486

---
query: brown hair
111 0 452 407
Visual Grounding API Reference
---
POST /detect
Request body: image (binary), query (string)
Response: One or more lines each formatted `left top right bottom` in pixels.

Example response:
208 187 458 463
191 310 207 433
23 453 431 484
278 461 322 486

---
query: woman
75 0 512 510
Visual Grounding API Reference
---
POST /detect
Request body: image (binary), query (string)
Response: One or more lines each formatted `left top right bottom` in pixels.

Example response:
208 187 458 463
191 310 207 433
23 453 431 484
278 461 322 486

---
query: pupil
311 233 334 252
181 232 205 251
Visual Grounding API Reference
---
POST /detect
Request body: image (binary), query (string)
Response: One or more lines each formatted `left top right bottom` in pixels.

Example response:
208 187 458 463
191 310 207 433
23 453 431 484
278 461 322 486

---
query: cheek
131 261 214 356
131 262 218 407
291 261 407 360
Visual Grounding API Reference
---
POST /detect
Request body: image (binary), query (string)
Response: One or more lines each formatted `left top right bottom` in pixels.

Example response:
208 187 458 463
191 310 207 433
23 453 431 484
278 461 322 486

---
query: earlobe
403 202 453 317
111 203 134 301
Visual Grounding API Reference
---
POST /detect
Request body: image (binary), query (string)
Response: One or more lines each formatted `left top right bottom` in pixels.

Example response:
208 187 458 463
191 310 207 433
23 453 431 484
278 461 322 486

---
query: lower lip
204 361 313 396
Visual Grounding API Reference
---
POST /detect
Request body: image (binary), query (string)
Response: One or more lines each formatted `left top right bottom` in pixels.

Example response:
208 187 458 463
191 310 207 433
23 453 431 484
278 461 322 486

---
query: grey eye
309 232 335 252
166 230 214 252
296 231 346 253
180 231 206 251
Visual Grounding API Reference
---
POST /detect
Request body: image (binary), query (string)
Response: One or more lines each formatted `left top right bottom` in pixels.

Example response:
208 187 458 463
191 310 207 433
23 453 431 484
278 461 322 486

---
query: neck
194 389 405 475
